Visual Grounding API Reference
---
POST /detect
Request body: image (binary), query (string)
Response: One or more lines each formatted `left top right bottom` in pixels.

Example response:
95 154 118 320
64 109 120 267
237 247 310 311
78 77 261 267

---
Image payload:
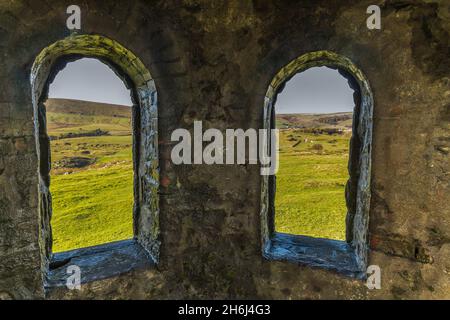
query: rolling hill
276 112 353 130
45 98 132 117
44 98 132 137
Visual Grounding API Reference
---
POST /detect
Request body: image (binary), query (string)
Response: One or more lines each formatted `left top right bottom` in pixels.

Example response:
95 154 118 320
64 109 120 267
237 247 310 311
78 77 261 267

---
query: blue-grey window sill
263 233 365 279
46 239 156 288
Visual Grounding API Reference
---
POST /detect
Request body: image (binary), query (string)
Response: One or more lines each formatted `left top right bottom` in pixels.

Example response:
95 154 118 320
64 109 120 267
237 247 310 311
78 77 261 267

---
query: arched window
275 66 355 241
261 51 373 278
46 58 135 253
31 35 159 287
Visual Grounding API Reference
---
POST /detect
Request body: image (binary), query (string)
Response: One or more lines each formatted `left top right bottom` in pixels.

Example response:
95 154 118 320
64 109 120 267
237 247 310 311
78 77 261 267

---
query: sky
48 58 133 106
48 59 354 113
275 66 355 114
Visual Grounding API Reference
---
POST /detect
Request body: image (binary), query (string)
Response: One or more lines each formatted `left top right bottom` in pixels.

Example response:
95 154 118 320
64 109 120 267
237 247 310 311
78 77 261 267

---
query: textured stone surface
47 240 155 288
0 0 449 299
264 233 361 278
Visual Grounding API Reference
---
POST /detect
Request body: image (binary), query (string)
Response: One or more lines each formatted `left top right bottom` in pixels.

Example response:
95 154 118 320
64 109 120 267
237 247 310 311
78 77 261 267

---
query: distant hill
44 98 132 137
44 99 353 134
45 98 132 118
276 112 353 130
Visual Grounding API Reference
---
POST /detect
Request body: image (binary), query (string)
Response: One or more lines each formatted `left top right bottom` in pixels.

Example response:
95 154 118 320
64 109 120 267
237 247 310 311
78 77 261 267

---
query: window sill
263 233 365 279
46 239 156 288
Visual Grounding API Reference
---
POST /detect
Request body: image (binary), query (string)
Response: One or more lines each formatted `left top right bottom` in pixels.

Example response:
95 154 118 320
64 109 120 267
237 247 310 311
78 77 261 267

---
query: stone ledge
264 233 364 279
46 240 156 289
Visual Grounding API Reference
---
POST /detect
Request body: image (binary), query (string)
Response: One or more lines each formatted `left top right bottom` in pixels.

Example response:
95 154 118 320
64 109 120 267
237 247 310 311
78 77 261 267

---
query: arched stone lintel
31 35 154 101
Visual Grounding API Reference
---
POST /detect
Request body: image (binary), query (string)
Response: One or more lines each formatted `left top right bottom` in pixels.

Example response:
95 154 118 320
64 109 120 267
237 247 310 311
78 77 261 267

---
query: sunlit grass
48 108 134 253
275 130 351 240
50 162 134 252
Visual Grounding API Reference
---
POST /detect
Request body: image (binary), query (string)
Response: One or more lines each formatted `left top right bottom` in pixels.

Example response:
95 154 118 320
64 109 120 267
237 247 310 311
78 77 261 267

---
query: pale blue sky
275 66 355 114
48 58 133 106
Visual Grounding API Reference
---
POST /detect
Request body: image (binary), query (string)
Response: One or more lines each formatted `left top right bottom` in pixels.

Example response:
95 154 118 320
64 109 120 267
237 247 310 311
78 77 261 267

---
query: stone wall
0 0 448 299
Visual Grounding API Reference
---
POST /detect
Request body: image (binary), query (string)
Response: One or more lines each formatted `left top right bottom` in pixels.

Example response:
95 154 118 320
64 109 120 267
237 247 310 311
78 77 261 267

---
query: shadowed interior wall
0 0 448 299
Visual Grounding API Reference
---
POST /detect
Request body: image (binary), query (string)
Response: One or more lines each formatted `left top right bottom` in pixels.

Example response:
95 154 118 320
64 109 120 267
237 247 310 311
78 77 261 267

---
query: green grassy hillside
46 99 134 253
275 128 351 240
276 112 353 130
45 98 132 137
51 162 133 252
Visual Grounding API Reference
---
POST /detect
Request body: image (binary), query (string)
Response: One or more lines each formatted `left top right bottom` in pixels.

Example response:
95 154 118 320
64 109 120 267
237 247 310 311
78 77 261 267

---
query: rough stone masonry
0 0 449 299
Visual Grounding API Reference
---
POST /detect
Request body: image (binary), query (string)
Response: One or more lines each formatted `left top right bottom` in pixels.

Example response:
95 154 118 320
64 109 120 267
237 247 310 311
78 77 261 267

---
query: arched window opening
275 66 356 241
261 51 373 278
32 35 159 287
45 58 134 253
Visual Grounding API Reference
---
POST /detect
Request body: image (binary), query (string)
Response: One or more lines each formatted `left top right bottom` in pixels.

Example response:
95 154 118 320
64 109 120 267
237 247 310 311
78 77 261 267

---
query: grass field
51 159 133 252
46 99 134 253
47 98 352 252
275 128 351 240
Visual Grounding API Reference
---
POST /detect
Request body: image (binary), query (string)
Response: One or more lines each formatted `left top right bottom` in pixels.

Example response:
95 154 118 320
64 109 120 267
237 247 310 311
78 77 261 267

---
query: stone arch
261 51 374 277
31 34 159 286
